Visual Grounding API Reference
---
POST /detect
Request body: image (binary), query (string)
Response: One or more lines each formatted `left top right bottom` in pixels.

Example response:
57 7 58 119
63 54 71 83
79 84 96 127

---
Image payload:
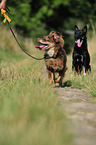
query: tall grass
0 23 42 57
0 24 19 53
0 26 72 145
0 58 72 145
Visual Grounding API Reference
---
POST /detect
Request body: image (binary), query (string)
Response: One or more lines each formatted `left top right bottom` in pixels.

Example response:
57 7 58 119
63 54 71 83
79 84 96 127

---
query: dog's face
36 37 55 50
36 37 55 58
74 25 87 48
36 31 64 57
36 31 64 50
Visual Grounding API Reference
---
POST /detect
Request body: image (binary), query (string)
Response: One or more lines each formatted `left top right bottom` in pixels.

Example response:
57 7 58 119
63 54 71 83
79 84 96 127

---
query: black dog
72 25 91 75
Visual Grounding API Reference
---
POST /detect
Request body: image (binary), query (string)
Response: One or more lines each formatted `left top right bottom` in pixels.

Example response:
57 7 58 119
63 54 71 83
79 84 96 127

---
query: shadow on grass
63 80 72 87
55 80 72 88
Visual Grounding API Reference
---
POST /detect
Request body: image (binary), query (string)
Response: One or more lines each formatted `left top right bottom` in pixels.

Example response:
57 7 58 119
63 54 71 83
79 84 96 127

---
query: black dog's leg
79 64 83 73
84 64 91 75
83 66 86 76
72 60 78 73
73 59 81 74
83 53 91 75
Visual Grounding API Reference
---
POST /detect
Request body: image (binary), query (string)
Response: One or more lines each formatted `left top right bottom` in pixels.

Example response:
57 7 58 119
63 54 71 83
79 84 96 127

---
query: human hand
0 1 6 9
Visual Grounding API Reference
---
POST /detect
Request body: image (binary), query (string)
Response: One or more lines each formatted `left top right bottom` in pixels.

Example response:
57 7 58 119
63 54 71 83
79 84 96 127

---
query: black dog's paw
88 65 91 72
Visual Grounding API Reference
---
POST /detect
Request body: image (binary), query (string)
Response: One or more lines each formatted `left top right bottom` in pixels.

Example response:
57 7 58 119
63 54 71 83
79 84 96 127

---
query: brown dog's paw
51 80 55 87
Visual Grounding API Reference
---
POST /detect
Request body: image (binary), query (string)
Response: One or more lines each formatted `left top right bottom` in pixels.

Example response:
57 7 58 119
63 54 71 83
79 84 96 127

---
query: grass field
0 25 96 145
0 25 72 145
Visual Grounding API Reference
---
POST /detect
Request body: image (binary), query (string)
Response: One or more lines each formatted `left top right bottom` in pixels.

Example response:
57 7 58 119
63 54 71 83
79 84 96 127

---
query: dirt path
56 87 96 145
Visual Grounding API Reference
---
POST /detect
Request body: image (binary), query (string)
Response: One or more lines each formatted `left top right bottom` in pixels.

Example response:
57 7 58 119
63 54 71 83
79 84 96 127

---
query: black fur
72 25 91 74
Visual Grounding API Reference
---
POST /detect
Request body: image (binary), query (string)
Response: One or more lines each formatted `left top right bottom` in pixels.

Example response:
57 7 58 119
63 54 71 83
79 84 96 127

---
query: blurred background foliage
1 0 96 53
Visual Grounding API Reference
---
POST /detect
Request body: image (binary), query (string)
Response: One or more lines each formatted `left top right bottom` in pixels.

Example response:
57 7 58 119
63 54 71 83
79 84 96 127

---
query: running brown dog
36 31 67 86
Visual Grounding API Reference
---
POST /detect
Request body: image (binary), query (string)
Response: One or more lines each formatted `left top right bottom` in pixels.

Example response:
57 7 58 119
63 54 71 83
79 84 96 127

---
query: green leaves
7 0 96 39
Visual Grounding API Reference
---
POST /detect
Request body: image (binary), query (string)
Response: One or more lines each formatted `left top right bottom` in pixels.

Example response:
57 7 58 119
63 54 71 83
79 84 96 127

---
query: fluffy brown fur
36 31 67 86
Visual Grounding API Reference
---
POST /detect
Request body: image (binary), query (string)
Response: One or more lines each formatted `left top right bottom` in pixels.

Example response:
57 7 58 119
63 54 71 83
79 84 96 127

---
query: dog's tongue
76 39 82 47
36 45 47 50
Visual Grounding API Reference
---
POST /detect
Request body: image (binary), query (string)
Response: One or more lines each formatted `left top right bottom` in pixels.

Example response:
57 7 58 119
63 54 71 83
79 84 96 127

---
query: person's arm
0 0 6 9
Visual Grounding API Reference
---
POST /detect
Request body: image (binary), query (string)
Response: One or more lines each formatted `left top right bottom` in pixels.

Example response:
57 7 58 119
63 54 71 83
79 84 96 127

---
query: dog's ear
74 25 79 31
83 25 87 33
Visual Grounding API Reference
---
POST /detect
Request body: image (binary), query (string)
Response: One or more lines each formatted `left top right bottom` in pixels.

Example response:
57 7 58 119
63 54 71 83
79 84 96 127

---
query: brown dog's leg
51 72 55 86
55 76 62 86
55 70 65 86
47 70 55 86
47 70 51 79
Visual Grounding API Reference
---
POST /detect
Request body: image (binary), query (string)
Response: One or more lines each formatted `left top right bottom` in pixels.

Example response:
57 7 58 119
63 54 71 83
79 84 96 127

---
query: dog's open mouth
36 44 50 50
36 38 51 50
